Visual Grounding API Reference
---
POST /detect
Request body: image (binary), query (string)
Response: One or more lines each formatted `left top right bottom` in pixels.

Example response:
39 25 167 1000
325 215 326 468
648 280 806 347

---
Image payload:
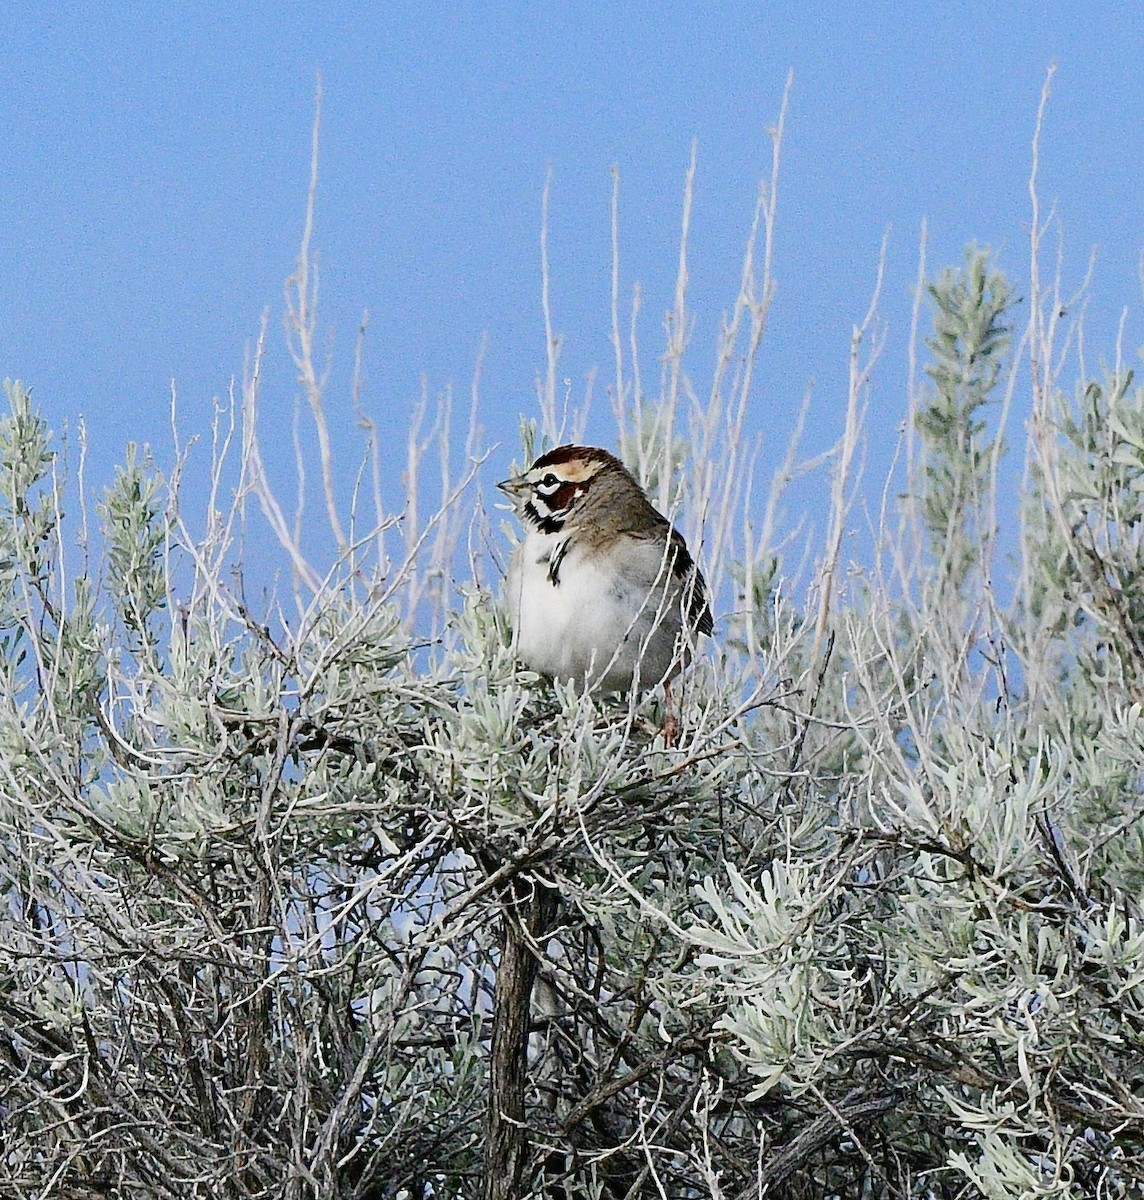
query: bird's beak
497 475 527 498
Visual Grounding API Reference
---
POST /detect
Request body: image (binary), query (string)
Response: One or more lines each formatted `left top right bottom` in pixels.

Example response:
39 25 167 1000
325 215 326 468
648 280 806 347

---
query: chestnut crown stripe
531 444 617 471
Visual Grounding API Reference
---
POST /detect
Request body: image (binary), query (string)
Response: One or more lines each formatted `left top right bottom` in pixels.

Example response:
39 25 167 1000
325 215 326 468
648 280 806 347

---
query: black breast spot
547 540 570 586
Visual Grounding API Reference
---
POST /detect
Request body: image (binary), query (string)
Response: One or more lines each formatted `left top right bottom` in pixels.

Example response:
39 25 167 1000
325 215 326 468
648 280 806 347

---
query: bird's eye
538 472 560 493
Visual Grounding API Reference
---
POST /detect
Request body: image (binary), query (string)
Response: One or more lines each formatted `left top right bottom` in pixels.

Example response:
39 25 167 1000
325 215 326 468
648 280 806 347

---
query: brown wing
587 458 714 638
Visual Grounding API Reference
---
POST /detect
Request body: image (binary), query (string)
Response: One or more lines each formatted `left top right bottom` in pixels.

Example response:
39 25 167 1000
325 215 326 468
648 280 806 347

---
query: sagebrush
3 74 1144 1200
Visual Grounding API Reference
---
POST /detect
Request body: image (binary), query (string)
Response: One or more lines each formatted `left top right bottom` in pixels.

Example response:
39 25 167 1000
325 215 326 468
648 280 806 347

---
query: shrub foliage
3 106 1144 1200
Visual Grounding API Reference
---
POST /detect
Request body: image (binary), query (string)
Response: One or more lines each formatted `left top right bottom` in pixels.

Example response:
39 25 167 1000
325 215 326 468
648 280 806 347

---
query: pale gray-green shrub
3 80 1144 1200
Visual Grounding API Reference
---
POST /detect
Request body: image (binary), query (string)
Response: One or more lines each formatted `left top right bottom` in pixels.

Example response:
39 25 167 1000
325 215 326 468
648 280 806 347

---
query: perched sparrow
498 445 713 694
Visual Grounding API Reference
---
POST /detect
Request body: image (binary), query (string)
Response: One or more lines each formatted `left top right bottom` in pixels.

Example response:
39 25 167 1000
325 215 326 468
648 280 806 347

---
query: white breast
506 528 691 691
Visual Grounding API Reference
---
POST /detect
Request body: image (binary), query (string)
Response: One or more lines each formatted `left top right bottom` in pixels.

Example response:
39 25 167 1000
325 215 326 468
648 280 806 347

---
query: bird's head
497 445 623 533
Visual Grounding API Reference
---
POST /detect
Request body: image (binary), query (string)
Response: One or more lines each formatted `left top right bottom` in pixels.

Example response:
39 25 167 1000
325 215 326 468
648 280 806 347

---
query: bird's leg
662 680 679 748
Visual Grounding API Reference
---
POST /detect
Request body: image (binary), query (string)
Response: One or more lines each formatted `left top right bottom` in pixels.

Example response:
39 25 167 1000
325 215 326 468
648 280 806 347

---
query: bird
497 445 713 705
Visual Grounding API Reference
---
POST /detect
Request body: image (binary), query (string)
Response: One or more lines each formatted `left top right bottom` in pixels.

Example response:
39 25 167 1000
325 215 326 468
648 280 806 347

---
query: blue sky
2 5 1142 560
